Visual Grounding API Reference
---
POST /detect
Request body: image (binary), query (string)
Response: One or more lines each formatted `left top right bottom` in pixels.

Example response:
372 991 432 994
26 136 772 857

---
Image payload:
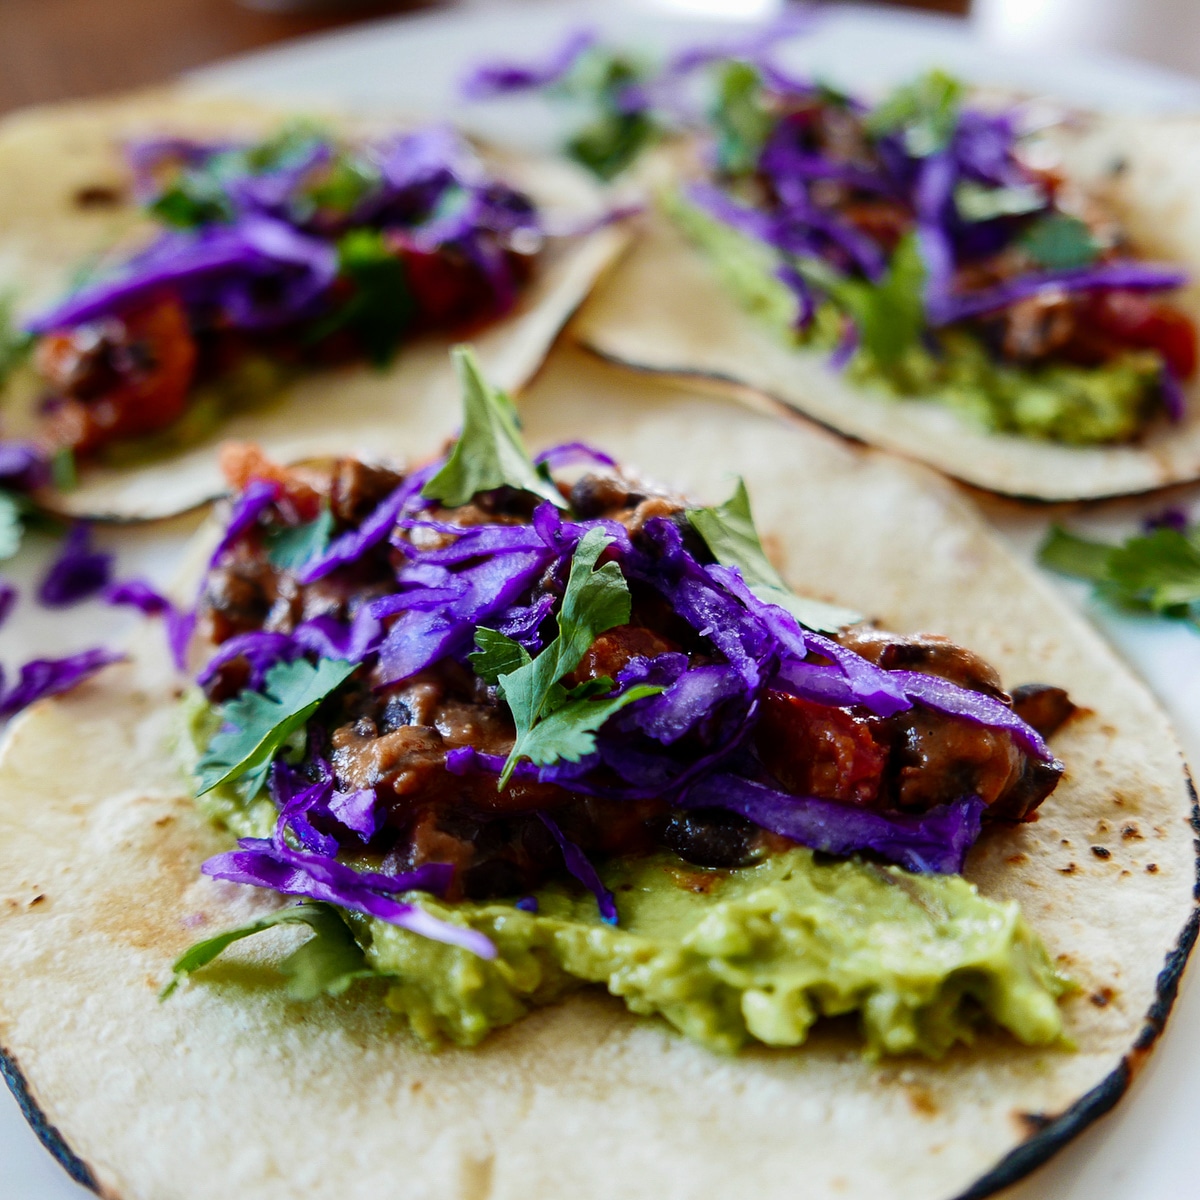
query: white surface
5 3 1200 1197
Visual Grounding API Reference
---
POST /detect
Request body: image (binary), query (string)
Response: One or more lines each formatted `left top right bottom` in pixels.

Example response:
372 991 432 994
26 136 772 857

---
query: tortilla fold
0 348 1194 1199
573 156 1200 500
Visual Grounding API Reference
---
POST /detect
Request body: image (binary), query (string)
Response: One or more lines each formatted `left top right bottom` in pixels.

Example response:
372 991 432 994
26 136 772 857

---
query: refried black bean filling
196 457 1066 901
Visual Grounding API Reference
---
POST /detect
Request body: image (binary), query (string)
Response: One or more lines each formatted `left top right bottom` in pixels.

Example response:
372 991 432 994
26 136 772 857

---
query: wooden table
0 0 969 117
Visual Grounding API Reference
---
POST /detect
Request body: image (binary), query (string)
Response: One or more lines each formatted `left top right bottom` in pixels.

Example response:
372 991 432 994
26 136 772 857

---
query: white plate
5 3 1200 1197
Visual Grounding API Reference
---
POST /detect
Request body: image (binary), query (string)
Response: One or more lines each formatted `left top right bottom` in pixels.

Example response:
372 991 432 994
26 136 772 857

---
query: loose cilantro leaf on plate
864 69 963 158
197 656 357 798
267 504 335 571
834 233 926 369
711 61 772 176
422 346 567 510
1037 526 1113 583
164 901 373 1001
1021 214 1099 271
495 526 662 786
1039 521 1200 623
688 478 861 632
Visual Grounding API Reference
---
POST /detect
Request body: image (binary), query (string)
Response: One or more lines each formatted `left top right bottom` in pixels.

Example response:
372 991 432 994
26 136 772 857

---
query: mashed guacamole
668 193 1162 445
182 692 1069 1058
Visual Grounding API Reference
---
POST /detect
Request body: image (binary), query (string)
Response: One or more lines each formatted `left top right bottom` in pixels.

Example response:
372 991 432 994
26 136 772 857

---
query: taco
0 346 1194 1199
569 63 1200 500
0 91 626 520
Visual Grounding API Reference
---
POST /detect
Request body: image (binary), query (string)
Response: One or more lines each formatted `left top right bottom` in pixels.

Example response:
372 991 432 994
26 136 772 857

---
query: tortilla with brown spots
0 347 1193 1199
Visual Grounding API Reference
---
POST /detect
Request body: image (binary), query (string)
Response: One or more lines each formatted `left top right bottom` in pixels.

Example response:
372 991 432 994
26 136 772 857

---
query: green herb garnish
834 232 926 369
196 656 357 799
954 181 1045 224
163 901 372 1000
864 69 963 158
688 478 860 633
559 48 659 180
0 491 24 560
711 61 772 176
422 345 567 510
266 504 334 571
1039 521 1200 623
310 228 414 367
1021 214 1099 271
478 527 663 788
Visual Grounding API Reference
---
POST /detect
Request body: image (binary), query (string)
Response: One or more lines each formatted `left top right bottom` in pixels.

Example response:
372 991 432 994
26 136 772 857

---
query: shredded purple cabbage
105 578 194 669
209 480 279 567
203 837 496 958
0 647 123 718
928 261 1190 327
0 442 49 492
682 778 986 875
28 123 544 344
37 523 113 608
461 28 598 99
0 582 16 629
539 812 618 924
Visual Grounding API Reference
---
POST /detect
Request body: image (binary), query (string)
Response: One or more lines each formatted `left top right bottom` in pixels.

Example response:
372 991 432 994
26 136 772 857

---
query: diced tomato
219 441 322 522
400 246 497 330
754 690 887 807
1088 291 1198 380
37 294 197 455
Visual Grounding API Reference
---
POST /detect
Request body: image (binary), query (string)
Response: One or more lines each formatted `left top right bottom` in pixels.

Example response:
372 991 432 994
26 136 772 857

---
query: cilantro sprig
164 901 372 1000
864 69 963 158
472 527 663 788
197 656 357 799
1039 520 1200 624
422 346 567 510
266 504 334 571
711 61 772 177
688 478 860 633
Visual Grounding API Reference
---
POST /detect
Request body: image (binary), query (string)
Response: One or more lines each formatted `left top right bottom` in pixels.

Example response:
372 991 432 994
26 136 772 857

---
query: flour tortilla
0 346 1194 1200
0 91 627 519
573 118 1200 501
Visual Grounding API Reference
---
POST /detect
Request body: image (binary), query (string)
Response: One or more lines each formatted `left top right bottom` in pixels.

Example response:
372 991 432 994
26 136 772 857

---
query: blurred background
2 0 1197 117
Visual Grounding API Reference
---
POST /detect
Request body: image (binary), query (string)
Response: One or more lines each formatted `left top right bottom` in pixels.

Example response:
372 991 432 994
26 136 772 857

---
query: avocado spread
667 193 1162 445
182 693 1069 1058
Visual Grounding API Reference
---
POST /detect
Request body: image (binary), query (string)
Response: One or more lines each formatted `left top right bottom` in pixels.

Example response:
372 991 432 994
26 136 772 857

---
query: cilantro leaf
865 70 963 158
164 901 373 1001
688 478 860 632
149 169 233 229
516 684 664 768
266 505 334 571
1039 522 1200 622
1037 525 1113 583
496 527 655 786
1021 214 1099 271
328 228 415 366
559 48 659 180
711 61 771 176
954 181 1045 224
1109 530 1200 610
422 346 567 510
469 627 532 685
833 233 926 369
197 656 357 798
